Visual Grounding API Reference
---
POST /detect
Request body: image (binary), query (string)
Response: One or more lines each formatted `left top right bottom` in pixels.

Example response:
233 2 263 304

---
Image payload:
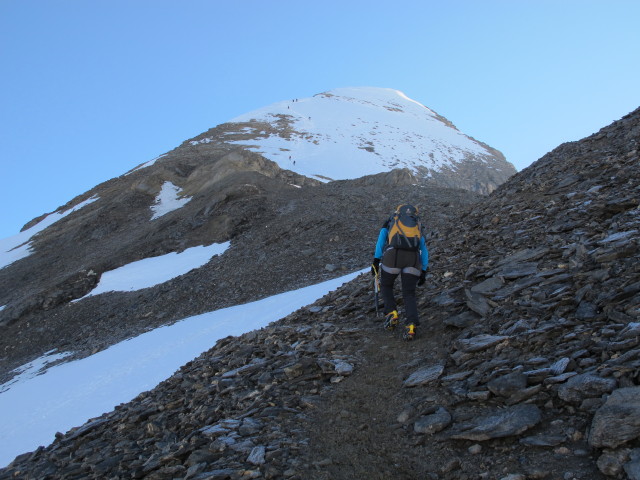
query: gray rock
247 446 266 465
589 387 640 448
519 434 565 447
449 404 542 441
465 289 491 316
487 371 528 397
471 277 504 294
332 359 354 376
575 301 597 320
596 450 630 476
558 373 617 403
625 459 640 480
455 334 509 353
497 247 549 265
619 322 640 339
499 262 539 279
524 357 570 381
443 311 478 329
414 407 452 434
432 291 458 306
186 449 217 466
192 469 238 480
404 364 445 387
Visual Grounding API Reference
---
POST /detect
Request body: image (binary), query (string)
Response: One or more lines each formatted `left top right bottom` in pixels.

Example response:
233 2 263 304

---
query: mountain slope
1 105 638 479
0 87 506 380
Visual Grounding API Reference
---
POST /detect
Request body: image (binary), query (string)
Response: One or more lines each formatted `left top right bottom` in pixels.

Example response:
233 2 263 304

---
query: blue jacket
374 227 429 271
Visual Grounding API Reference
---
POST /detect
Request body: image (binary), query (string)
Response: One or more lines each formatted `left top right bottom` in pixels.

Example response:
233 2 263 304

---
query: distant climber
371 204 428 340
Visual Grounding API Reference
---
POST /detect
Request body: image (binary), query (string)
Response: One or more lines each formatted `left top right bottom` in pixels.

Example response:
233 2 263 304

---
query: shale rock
448 404 542 441
589 387 640 448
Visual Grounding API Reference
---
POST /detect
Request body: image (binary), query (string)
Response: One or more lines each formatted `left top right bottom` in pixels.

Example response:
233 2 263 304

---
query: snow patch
126 154 167 175
190 138 214 145
76 242 230 300
0 350 72 394
150 181 191 220
0 196 99 270
0 269 365 468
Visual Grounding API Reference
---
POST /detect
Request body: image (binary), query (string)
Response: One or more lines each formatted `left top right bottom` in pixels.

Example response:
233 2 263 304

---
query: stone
413 407 452 434
186 449 217 467
443 311 478 329
487 371 528 397
468 444 482 454
471 277 504 294
499 263 539 279
433 291 458 306
247 446 266 465
449 404 542 441
497 247 549 265
589 387 640 448
397 406 416 424
332 359 354 376
557 373 617 403
499 475 526 480
519 434 564 447
575 301 597 320
465 289 491 316
455 334 509 353
403 364 445 387
596 450 630 476
625 460 640 480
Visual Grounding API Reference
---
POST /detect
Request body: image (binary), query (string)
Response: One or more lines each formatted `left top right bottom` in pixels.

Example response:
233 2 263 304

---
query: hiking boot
383 311 399 330
403 323 416 341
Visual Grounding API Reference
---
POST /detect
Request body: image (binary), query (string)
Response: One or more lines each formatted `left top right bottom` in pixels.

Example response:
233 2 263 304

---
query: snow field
0 269 365 468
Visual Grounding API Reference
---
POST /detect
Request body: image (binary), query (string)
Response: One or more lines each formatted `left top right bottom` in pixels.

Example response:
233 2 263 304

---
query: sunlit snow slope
198 87 502 182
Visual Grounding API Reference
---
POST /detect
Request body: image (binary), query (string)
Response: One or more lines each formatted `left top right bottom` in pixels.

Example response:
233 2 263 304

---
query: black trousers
380 248 421 325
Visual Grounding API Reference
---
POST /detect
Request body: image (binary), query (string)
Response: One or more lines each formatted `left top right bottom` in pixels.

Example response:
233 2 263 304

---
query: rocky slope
1 105 638 480
0 88 511 381
0 162 478 382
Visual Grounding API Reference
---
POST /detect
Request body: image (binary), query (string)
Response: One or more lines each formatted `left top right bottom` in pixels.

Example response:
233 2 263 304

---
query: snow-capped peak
204 87 503 182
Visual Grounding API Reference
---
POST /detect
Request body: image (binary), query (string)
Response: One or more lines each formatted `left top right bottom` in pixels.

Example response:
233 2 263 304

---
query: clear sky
1 0 639 239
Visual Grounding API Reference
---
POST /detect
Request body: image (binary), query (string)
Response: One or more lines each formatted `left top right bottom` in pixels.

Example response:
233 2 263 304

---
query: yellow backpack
387 204 422 251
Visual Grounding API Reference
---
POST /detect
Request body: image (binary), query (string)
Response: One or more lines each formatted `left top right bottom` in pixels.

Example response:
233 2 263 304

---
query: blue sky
1 0 639 239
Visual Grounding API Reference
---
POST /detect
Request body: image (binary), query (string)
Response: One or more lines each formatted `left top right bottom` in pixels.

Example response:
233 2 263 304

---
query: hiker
371 204 428 340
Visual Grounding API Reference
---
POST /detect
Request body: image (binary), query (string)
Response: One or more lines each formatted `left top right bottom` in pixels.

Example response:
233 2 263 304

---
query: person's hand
371 258 380 276
418 270 427 286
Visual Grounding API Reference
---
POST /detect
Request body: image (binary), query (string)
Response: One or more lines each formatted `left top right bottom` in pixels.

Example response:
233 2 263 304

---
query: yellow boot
383 310 399 330
403 323 416 341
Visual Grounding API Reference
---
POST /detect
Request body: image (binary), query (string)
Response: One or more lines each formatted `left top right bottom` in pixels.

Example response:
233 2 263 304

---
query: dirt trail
300 311 453 479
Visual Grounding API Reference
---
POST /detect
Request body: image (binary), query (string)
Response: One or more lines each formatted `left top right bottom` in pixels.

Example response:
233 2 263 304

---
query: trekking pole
373 265 381 317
